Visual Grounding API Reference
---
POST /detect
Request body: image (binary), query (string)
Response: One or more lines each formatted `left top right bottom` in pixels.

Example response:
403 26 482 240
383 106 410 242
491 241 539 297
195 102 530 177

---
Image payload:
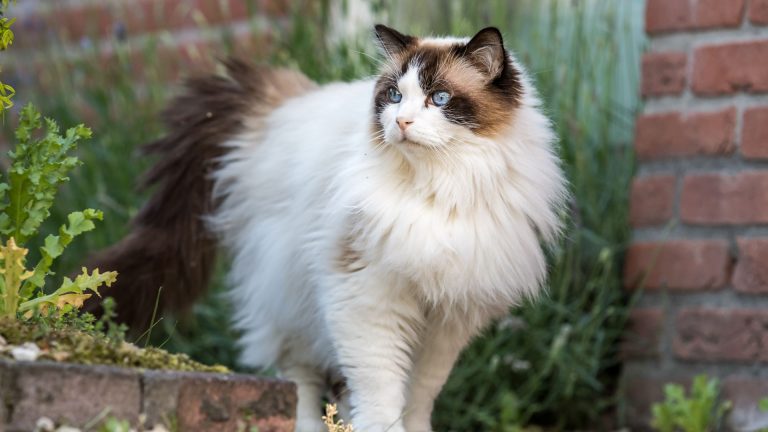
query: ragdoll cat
87 25 567 432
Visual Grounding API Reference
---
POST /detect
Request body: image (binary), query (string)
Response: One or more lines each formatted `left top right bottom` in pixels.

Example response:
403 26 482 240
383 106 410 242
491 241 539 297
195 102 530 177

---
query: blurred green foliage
0 0 16 112
6 0 643 428
651 375 731 432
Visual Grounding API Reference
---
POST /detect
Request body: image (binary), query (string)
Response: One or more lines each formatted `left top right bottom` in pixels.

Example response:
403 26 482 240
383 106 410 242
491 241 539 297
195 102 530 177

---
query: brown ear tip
476 26 504 44
374 24 394 37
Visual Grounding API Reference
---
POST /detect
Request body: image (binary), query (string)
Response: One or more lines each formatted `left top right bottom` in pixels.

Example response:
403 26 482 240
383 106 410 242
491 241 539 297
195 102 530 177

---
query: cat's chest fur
336 151 543 310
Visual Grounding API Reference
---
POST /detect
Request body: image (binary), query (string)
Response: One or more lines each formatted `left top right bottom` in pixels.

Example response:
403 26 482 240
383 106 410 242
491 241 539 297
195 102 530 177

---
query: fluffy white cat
89 25 567 432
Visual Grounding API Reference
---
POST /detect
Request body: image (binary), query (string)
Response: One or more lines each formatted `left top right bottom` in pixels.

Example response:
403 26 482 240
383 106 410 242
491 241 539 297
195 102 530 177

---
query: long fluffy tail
83 59 316 331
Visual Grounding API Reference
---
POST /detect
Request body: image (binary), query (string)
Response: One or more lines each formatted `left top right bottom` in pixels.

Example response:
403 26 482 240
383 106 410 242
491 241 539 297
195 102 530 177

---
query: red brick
624 240 731 291
694 0 746 28
680 171 768 224
5 362 141 430
256 0 292 17
622 308 664 359
38 2 113 45
693 40 768 95
646 0 746 34
642 52 688 97
742 106 768 159
722 377 768 430
751 0 768 25
623 377 691 429
13 0 277 48
177 373 297 431
151 31 274 81
121 0 251 36
630 175 677 226
9 12 51 49
635 108 736 160
733 237 768 294
142 372 185 427
674 308 768 362
646 0 691 34
142 371 297 431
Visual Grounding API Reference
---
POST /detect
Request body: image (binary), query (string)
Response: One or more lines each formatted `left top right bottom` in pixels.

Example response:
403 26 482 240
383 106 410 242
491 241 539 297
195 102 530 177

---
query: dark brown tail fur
83 59 315 332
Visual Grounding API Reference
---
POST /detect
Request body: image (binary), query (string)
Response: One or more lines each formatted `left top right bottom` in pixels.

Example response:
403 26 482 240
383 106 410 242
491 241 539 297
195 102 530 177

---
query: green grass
4 0 643 428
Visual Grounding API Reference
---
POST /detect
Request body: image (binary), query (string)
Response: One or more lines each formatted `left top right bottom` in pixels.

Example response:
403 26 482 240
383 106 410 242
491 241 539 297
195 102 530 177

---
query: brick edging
0 359 297 431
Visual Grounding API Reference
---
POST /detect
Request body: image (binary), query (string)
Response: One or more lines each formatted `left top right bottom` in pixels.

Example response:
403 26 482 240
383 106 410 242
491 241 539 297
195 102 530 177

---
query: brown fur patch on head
372 26 522 136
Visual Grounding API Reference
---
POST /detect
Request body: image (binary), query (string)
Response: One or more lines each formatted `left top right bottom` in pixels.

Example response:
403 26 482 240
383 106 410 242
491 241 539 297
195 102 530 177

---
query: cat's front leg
404 315 479 432
280 365 326 432
322 271 423 432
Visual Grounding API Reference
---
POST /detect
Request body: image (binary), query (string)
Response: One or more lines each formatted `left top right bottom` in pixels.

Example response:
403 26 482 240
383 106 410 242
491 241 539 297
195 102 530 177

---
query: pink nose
397 117 413 131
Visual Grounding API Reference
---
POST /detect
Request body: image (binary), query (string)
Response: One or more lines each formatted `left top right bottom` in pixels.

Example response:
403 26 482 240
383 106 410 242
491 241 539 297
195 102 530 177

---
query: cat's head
372 25 522 151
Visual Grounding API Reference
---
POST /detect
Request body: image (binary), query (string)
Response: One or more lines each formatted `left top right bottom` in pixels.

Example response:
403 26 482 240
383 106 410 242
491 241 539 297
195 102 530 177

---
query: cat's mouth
399 136 438 150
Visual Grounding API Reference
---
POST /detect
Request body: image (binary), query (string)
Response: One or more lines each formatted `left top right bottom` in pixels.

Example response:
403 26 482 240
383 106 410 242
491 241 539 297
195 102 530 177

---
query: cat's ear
374 24 415 57
464 27 507 79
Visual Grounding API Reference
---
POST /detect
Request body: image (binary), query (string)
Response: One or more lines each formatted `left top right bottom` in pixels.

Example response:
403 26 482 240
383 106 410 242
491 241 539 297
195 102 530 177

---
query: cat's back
267 78 376 142
230 77 377 198
212 75 377 240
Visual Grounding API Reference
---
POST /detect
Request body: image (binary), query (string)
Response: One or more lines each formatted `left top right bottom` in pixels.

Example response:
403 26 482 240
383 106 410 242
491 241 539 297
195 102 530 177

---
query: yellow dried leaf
0 237 33 317
54 292 91 309
323 404 354 432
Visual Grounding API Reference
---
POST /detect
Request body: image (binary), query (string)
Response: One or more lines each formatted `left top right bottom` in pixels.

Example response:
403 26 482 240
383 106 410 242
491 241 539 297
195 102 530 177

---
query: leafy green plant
651 375 732 432
0 0 16 112
0 1 116 321
0 104 117 319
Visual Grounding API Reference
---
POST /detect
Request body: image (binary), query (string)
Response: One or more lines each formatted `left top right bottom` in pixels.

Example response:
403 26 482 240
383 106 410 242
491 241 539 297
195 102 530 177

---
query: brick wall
2 0 291 100
624 0 768 429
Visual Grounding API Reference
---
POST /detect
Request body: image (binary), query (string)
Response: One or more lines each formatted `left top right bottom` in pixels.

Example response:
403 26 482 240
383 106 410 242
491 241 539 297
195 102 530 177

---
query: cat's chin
393 137 437 151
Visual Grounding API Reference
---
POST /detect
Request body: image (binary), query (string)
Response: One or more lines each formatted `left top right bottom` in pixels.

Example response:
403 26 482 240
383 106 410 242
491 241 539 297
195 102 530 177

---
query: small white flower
35 417 55 432
11 342 41 362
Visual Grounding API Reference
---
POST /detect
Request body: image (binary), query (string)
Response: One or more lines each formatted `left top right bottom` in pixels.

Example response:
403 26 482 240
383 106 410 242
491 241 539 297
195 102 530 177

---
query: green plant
0 0 15 113
0 0 117 321
0 104 117 319
651 375 732 432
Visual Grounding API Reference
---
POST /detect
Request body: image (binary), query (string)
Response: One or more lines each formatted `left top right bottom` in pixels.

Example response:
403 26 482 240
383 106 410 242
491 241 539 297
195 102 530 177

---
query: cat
86 25 567 432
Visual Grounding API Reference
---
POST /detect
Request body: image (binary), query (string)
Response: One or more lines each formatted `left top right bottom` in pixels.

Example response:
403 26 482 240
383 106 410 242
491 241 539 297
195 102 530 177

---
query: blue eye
431 91 451 106
387 87 402 103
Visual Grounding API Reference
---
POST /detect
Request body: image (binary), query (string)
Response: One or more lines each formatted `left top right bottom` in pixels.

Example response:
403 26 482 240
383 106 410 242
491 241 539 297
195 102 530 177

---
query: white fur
209 39 567 432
